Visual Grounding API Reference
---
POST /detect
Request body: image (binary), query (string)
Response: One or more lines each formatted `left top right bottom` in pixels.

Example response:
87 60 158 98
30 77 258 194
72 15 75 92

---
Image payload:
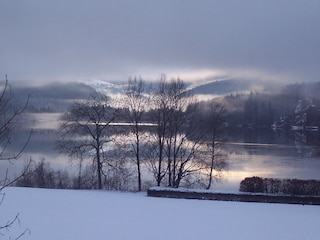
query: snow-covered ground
1 187 320 240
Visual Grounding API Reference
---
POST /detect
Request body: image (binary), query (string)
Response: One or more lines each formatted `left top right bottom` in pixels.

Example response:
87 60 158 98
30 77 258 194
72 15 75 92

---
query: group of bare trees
57 75 228 191
148 75 203 188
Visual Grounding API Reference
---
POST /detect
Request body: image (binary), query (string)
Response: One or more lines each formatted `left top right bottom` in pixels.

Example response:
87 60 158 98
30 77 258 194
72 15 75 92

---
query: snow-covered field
1 187 320 240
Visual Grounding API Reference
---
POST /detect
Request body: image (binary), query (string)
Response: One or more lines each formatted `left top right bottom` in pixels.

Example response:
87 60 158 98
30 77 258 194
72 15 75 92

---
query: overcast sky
1 0 320 85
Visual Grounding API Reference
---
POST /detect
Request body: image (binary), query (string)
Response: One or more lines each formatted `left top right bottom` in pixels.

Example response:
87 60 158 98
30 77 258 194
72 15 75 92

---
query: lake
1 113 320 191
222 128 320 190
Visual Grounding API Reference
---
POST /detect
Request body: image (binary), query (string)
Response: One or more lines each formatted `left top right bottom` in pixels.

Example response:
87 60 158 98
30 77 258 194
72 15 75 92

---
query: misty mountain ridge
81 78 279 97
187 78 253 96
10 78 318 114
7 78 320 131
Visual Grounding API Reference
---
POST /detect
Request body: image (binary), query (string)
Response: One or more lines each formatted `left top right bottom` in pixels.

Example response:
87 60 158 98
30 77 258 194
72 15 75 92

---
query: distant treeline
223 81 320 128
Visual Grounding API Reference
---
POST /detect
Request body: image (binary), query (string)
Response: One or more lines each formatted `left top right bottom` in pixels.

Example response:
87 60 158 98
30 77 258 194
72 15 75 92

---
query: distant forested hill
12 82 96 112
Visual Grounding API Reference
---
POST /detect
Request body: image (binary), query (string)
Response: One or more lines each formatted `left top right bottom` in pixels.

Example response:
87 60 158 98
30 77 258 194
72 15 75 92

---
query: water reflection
222 152 320 191
24 112 63 130
219 128 320 190
1 114 320 191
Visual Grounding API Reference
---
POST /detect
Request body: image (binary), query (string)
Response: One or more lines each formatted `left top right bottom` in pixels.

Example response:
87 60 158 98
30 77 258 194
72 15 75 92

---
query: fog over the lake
1 1 320 85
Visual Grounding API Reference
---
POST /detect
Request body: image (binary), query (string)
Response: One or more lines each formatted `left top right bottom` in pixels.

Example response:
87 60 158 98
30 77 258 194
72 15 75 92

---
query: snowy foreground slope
2 187 320 240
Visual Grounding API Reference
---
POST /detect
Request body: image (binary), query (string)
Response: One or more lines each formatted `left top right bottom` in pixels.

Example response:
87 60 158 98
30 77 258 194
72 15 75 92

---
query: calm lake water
1 113 320 191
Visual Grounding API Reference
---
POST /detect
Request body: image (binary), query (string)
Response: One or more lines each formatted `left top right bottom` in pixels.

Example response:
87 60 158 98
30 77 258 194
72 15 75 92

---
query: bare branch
0 77 31 161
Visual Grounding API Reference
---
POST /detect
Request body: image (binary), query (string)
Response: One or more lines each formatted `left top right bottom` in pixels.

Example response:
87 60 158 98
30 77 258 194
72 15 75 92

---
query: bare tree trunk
167 138 172 186
157 138 163 186
96 146 103 189
135 129 142 191
207 138 215 190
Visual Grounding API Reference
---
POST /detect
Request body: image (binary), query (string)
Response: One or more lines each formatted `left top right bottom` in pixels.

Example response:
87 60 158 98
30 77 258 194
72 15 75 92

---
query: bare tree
0 76 31 239
57 93 118 189
148 74 170 186
123 76 147 191
0 76 31 161
200 100 228 189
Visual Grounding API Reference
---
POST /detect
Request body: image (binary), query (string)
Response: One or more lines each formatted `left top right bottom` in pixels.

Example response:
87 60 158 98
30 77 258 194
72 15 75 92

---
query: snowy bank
1 187 320 240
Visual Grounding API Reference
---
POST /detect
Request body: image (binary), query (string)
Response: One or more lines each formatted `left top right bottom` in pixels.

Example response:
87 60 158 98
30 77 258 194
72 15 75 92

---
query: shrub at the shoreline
240 176 320 196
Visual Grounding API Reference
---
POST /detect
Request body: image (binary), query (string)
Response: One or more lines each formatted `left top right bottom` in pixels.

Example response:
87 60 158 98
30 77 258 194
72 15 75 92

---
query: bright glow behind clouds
1 0 320 84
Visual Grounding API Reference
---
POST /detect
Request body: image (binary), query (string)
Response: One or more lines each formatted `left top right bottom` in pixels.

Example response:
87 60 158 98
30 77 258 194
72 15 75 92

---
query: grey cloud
1 0 320 84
